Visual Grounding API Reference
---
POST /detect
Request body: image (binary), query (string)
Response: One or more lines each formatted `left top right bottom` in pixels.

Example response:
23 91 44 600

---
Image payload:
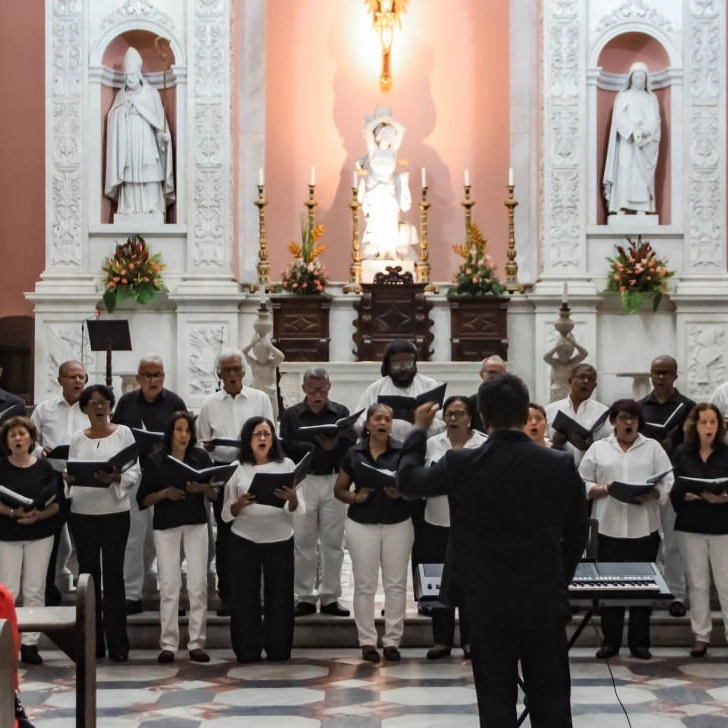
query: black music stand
86 319 132 387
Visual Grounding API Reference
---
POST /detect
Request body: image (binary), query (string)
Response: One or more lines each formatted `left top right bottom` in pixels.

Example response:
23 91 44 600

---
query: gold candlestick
254 184 269 292
504 183 522 293
344 182 362 293
304 184 318 231
417 186 437 292
461 184 475 236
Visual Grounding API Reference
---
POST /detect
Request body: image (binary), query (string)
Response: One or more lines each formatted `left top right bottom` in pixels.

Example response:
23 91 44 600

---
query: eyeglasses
304 386 330 395
220 365 243 374
615 414 636 422
389 360 416 372
444 410 468 419
139 372 164 380
253 431 273 439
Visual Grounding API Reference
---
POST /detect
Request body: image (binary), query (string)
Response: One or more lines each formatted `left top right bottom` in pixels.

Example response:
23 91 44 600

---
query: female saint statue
603 62 661 217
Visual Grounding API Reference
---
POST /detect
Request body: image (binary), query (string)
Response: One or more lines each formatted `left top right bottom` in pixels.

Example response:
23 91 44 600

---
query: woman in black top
138 411 219 664
0 416 63 665
334 403 413 663
671 402 728 657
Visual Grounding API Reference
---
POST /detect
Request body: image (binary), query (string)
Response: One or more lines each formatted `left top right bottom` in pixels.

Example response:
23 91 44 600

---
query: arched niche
586 27 681 228
88 26 187 226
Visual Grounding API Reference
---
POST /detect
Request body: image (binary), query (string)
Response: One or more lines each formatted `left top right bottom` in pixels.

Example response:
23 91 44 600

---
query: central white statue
603 61 661 217
105 47 175 216
357 105 417 260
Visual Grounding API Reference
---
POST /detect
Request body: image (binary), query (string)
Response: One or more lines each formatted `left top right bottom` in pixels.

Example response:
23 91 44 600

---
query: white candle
421 167 427 188
562 282 569 305
464 169 470 187
258 168 264 186
352 170 358 189
508 167 514 186
310 166 316 186
259 285 266 305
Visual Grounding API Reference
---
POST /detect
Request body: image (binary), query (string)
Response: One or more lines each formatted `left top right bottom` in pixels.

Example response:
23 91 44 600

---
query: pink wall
0 0 45 318
262 1 511 285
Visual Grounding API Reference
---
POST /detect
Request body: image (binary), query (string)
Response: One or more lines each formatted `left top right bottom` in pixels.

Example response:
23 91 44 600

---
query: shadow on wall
0 316 34 404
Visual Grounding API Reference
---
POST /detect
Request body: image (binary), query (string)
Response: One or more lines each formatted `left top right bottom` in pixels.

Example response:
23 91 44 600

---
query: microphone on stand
79 311 101 365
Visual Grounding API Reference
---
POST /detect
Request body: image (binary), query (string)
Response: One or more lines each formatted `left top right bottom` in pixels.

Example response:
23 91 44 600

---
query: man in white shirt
31 360 89 604
546 363 612 467
196 347 273 615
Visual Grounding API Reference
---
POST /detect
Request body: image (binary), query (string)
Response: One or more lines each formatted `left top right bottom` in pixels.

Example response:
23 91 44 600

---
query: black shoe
294 601 317 617
189 648 210 663
361 645 380 663
596 644 619 659
690 641 709 658
427 645 451 659
20 645 43 665
669 599 686 617
320 601 350 617
629 646 652 660
383 646 401 661
108 652 129 662
216 602 230 617
462 644 472 660
125 599 143 615
157 650 175 664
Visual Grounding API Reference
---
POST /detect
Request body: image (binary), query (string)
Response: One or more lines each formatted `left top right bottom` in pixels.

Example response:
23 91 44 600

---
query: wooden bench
0 619 14 728
17 573 96 728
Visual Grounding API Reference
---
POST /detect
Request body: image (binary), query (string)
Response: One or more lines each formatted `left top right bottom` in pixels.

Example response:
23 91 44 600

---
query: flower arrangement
448 223 506 297
101 234 166 313
605 236 674 314
281 214 328 295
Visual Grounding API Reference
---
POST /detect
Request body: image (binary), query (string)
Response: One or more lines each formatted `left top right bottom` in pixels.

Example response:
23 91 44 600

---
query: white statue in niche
603 61 660 217
105 47 175 216
357 105 418 260
242 307 285 420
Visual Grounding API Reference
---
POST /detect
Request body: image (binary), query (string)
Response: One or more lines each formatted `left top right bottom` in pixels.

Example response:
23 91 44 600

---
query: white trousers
679 531 728 643
0 535 54 645
345 517 413 648
124 483 157 600
153 524 209 651
292 473 346 605
659 502 686 601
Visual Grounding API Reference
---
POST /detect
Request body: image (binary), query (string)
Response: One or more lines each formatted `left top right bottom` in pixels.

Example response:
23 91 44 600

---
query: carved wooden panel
271 295 330 362
449 296 509 362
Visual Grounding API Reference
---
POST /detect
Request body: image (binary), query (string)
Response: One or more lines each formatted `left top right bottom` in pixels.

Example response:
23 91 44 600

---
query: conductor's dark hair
477 373 529 430
380 339 418 377
238 416 284 464
608 398 644 428
78 384 116 412
162 411 197 454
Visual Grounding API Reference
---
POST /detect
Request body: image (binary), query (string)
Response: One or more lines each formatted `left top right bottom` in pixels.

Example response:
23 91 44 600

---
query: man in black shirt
112 355 187 614
281 367 356 617
638 354 696 618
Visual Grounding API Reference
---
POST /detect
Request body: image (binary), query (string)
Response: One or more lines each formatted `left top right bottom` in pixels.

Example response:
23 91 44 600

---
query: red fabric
0 583 19 690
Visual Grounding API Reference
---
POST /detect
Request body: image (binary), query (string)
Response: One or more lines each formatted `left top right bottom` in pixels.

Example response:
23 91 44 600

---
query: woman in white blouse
420 396 487 659
66 384 141 662
579 398 673 661
221 416 300 663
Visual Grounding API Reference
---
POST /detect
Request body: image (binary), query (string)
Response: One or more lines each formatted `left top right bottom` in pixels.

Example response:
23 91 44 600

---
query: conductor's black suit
398 428 589 728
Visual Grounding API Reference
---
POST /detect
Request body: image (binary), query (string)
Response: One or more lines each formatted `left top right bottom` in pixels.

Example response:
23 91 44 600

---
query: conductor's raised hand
413 402 439 430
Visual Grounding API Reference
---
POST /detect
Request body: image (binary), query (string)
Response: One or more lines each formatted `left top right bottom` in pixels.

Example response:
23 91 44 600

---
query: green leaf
135 283 156 305
102 289 117 314
652 291 662 312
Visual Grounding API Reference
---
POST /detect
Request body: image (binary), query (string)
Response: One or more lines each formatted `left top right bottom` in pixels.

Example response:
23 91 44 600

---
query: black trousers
212 495 232 603
598 530 660 649
467 616 573 728
229 533 294 662
68 510 130 658
412 518 469 646
44 527 63 605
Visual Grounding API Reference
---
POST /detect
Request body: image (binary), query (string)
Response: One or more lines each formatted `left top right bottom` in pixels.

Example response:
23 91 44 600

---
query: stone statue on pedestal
243 304 285 419
105 47 175 217
357 105 417 261
603 61 660 217
543 306 588 402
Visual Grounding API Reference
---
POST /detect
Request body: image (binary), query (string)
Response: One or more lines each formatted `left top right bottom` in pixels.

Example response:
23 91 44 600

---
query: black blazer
398 428 589 629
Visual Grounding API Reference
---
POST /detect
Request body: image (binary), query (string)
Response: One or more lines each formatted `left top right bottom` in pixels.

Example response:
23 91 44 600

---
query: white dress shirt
31 395 89 449
354 374 445 442
579 433 673 539
424 429 488 526
221 459 304 543
196 386 274 463
545 396 612 466
67 425 141 515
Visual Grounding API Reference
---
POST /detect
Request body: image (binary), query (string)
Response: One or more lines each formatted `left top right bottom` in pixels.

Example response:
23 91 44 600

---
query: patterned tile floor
18 646 728 727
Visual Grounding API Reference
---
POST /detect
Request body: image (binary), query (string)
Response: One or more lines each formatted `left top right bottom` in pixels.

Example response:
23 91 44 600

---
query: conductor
397 373 589 728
